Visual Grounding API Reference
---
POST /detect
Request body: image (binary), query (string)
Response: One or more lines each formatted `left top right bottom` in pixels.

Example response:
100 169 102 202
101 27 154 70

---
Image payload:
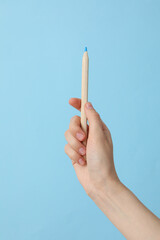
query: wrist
88 178 123 202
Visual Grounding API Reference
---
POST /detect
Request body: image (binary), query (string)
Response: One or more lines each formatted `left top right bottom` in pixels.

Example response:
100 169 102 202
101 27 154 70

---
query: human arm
64 98 160 240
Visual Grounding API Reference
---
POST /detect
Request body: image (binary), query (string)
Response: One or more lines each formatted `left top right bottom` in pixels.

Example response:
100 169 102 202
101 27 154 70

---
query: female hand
64 98 119 197
64 98 160 240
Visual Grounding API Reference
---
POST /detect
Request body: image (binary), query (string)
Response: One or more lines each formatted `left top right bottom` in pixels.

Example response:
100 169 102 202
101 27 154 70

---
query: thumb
84 102 103 133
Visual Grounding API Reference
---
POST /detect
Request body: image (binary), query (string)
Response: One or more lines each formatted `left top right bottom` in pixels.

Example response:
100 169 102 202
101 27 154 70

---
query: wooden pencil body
81 51 89 146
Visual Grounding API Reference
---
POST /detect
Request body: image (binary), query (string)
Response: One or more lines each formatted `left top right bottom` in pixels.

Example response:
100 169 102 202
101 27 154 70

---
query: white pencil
81 47 89 147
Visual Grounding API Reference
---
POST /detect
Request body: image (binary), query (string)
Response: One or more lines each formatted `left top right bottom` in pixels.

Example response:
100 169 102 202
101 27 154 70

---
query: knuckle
64 130 68 138
71 115 76 121
70 116 76 122
95 112 100 120
70 150 78 161
64 144 68 154
69 122 76 131
75 115 80 120
70 115 80 123
64 144 78 162
69 122 80 132
92 111 100 122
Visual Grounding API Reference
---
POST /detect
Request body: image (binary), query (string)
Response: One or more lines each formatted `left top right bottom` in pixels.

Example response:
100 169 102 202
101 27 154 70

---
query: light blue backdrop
0 1 160 239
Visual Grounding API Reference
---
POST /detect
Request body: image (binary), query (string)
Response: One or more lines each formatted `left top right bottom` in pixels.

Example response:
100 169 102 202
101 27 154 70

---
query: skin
64 98 160 240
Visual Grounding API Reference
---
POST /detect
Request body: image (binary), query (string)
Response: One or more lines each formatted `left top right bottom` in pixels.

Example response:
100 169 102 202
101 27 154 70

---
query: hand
65 98 160 240
64 98 119 197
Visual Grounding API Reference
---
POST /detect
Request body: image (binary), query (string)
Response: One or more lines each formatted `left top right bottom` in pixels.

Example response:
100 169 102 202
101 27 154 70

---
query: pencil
81 47 89 147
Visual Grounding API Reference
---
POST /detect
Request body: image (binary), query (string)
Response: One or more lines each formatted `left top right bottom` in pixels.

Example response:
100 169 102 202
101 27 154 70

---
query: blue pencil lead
84 47 87 52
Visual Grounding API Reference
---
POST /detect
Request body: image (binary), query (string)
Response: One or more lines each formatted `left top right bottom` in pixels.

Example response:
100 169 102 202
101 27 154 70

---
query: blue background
0 0 160 239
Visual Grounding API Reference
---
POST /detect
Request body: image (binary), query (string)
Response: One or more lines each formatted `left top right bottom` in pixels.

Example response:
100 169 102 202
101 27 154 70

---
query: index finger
69 97 89 139
69 98 81 111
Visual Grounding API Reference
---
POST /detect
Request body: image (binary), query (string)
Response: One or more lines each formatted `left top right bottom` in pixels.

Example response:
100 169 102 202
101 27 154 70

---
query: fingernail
76 132 84 140
86 102 93 109
78 158 85 166
79 147 85 155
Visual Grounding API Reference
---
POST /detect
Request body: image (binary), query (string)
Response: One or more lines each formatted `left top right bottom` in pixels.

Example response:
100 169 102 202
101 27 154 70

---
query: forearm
90 180 160 240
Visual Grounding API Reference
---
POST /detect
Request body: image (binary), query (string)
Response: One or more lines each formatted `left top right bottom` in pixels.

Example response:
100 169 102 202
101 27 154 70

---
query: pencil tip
84 47 87 52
